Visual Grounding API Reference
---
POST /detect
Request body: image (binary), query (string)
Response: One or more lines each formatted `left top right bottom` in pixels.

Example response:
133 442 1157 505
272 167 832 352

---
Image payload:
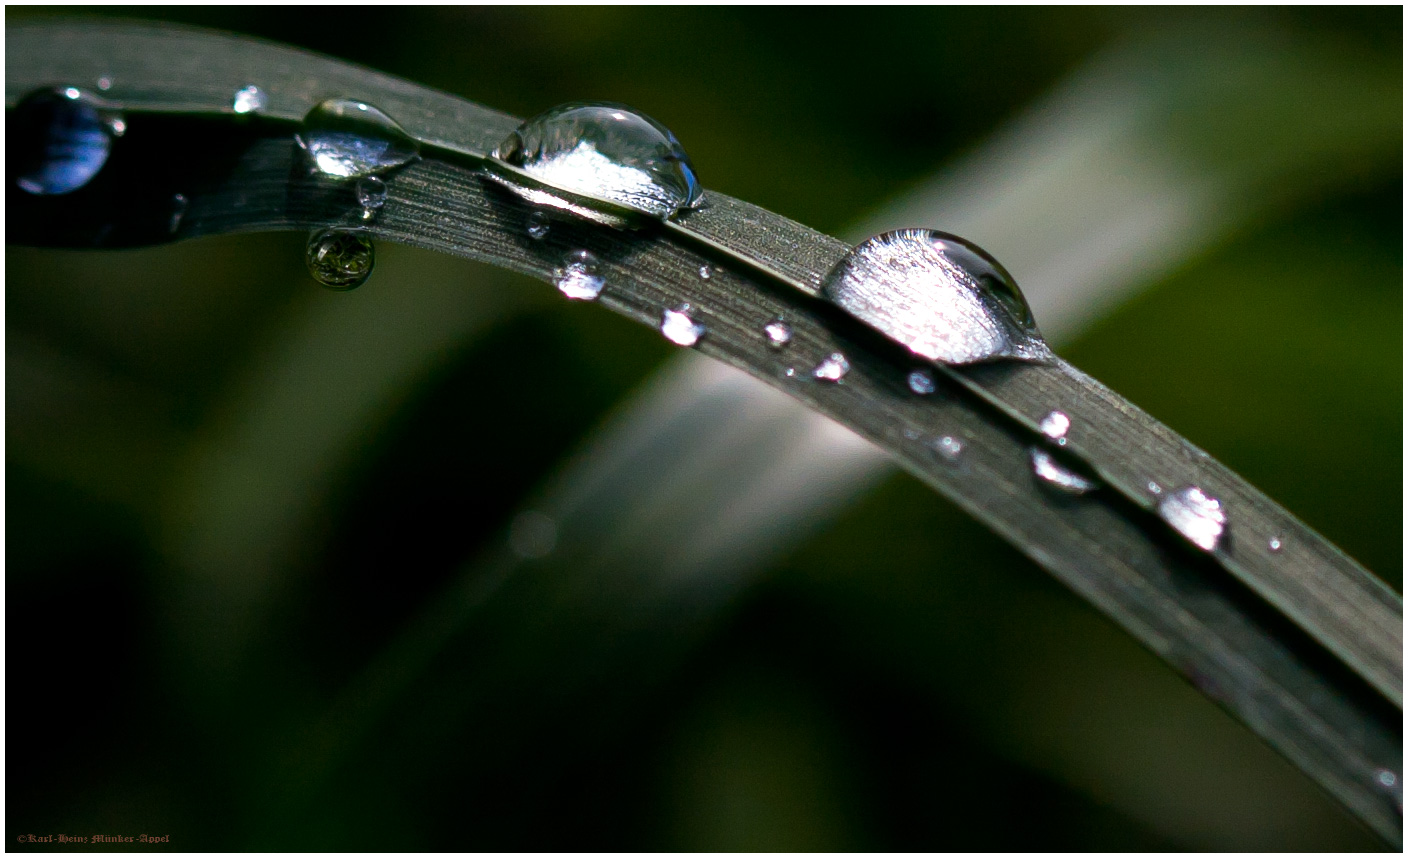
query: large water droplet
553 249 605 301
232 85 267 115
813 352 850 382
820 229 1048 364
12 87 119 195
490 101 703 221
908 369 936 395
661 304 706 347
763 319 792 349
296 98 420 180
1158 486 1226 552
1030 448 1098 495
306 228 374 291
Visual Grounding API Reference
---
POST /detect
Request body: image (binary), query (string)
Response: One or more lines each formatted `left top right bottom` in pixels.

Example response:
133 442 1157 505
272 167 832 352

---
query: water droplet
1148 481 1163 495
1040 410 1070 445
784 367 796 378
1376 769 1403 812
902 428 921 441
661 304 706 347
355 175 388 211
1158 486 1226 552
306 228 374 291
932 435 964 462
296 98 420 180
232 85 267 115
96 75 113 91
168 193 188 234
763 319 792 349
1030 448 1098 495
1268 536 1283 553
698 264 712 280
525 211 551 240
509 510 558 560
490 101 704 220
820 229 1048 365
553 249 605 301
12 87 118 195
907 369 936 395
1378 769 1398 788
813 352 850 382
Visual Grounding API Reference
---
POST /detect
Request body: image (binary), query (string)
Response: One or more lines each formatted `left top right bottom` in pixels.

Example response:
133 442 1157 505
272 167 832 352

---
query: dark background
7 7 1401 851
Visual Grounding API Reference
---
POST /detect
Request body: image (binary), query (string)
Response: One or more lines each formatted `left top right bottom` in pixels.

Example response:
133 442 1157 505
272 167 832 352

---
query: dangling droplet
1268 536 1283 553
908 369 936 395
813 352 850 382
698 264 712 280
232 85 267 115
306 228 374 291
1159 486 1226 552
356 175 388 211
296 98 420 180
932 435 964 462
661 304 706 347
820 229 1048 364
764 319 792 349
489 101 704 222
1030 448 1098 495
12 87 120 195
168 193 188 234
1040 410 1071 445
553 249 605 301
526 211 551 240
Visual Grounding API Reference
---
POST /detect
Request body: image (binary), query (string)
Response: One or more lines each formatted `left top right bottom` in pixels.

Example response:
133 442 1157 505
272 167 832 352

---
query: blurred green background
6 6 1401 851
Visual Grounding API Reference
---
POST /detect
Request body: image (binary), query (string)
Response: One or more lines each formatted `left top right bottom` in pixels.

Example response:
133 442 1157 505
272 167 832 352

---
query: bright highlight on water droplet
526 212 551 240
96 76 113 91
356 175 388 210
763 319 792 349
698 264 712 280
490 101 704 221
13 87 119 195
232 85 267 115
813 352 850 382
296 98 420 180
908 369 936 395
1030 448 1098 495
932 435 963 462
306 228 374 291
554 249 605 301
1040 410 1071 444
1158 486 1226 552
1268 536 1283 552
661 305 706 347
820 229 1048 365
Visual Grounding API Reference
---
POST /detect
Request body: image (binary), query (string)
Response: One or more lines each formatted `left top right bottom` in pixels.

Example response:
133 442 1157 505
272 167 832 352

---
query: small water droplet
490 101 704 220
553 249 605 301
356 175 388 211
232 85 267 115
296 98 420 180
1039 410 1071 445
1148 481 1163 495
813 352 850 382
1030 448 1098 495
902 428 921 441
784 367 796 378
509 510 558 560
306 228 374 291
96 75 113 91
661 304 706 347
526 211 551 240
698 264 712 280
1376 769 1403 812
820 229 1048 364
932 435 964 462
1158 486 1226 552
13 87 119 195
168 193 188 234
1268 536 1283 553
763 319 793 349
907 369 936 395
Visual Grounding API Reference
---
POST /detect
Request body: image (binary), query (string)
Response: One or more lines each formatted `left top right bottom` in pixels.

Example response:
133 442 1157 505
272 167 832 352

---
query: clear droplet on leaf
1040 410 1071 445
820 229 1048 364
490 101 704 221
698 264 712 280
1158 485 1226 552
553 249 605 301
813 352 850 382
763 319 792 349
1268 536 1283 553
296 98 420 179
908 369 936 395
1030 448 1098 495
232 85 267 115
13 87 120 195
356 175 388 210
526 211 551 240
306 228 374 291
661 304 706 347
932 435 964 462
